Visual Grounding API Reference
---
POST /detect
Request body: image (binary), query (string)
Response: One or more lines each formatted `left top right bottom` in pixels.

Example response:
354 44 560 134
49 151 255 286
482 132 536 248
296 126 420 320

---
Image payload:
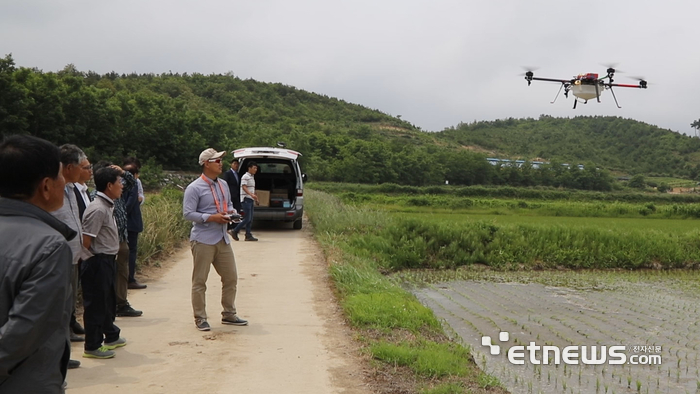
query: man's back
0 198 74 392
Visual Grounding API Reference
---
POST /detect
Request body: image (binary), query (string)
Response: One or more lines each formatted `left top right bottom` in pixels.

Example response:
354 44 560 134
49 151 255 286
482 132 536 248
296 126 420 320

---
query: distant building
484 158 584 170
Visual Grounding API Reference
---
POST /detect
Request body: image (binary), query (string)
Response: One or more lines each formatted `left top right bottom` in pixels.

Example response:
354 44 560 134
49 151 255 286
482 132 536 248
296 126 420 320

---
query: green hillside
438 115 700 178
2 54 700 188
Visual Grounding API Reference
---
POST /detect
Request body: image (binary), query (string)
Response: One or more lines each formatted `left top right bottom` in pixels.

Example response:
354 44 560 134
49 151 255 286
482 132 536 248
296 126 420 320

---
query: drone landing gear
608 86 622 108
550 83 571 104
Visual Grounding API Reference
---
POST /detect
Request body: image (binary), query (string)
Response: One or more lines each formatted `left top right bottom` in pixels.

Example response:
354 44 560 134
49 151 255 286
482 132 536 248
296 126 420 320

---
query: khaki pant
115 241 130 309
190 239 238 321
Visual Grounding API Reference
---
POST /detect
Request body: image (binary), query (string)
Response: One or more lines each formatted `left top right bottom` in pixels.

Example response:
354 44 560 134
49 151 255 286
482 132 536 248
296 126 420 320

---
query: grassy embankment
305 189 507 394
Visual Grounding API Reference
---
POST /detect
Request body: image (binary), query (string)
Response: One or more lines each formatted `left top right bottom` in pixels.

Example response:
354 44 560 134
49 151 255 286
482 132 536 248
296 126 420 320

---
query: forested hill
2 54 700 188
438 116 700 178
0 54 436 178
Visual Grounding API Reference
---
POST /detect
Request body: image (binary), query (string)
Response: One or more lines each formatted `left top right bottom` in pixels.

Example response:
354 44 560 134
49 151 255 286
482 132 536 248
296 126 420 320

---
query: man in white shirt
231 161 259 242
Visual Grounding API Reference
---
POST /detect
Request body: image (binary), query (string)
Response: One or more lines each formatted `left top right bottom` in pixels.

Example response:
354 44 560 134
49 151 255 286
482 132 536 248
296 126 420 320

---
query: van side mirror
302 173 308 183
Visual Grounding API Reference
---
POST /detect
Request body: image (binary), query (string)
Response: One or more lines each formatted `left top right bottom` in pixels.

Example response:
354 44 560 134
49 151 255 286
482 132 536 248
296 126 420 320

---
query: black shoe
116 304 143 317
128 281 147 290
195 319 211 331
68 359 81 369
70 333 85 342
71 321 85 335
222 315 248 326
230 231 239 241
244 235 258 242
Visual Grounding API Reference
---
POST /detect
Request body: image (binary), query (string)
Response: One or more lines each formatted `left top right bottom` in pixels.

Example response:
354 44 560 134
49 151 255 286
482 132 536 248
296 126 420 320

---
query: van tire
293 219 303 230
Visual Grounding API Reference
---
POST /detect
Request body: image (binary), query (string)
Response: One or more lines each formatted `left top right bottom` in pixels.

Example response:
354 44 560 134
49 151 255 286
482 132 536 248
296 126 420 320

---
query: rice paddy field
407 270 700 394
393 211 700 235
393 208 700 393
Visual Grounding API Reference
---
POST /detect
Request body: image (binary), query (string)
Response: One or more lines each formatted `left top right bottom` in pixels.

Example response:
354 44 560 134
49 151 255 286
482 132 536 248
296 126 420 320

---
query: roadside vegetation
305 189 507 394
136 188 190 268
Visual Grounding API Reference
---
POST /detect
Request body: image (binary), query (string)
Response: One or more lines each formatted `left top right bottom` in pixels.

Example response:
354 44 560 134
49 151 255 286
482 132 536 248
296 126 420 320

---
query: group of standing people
0 139 261 391
0 135 148 392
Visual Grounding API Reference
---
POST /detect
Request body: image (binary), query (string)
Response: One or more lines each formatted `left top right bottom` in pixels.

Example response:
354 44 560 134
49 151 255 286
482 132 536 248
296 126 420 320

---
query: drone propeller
600 63 625 83
519 66 539 76
521 67 538 85
628 76 649 88
600 63 623 73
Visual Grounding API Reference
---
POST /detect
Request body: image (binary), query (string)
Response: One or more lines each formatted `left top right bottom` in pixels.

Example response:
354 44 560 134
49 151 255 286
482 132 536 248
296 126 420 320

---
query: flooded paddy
410 271 700 394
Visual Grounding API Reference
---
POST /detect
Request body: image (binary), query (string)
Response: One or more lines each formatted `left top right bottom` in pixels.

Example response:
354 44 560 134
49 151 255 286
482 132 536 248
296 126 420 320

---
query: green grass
138 188 191 266
305 189 504 393
398 211 700 234
345 292 440 331
310 181 700 203
647 176 698 188
370 341 472 378
340 193 700 219
366 217 700 270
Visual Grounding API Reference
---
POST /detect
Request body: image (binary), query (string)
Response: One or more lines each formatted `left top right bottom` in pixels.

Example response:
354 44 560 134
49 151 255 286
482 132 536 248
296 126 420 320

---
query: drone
524 67 648 109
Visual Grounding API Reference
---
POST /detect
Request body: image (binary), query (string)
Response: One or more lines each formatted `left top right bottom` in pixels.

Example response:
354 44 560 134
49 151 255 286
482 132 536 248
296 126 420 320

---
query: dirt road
67 225 372 393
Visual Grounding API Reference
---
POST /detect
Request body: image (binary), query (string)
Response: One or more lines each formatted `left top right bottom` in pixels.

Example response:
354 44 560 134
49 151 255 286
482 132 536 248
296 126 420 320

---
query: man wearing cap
183 148 248 331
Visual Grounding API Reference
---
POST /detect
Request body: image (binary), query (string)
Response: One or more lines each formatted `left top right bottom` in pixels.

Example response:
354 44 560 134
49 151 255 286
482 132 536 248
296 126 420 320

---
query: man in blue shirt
183 148 248 331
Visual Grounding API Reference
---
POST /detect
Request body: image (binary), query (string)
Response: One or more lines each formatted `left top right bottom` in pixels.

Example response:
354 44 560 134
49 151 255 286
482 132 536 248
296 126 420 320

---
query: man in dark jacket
223 159 242 235
223 159 242 214
123 163 146 289
0 135 76 393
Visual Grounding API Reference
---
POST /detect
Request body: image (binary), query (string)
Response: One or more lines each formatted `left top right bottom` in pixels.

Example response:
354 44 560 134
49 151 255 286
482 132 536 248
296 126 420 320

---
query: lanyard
200 174 228 214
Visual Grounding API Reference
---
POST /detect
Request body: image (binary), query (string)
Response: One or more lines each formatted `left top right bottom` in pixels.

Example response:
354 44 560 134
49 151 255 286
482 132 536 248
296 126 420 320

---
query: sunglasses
207 158 222 163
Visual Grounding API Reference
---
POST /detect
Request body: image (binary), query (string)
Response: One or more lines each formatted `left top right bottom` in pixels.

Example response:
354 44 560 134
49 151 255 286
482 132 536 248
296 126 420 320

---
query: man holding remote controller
183 148 248 331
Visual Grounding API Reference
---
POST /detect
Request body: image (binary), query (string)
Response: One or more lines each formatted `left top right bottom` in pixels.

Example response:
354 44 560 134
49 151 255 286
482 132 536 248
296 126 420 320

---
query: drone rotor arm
529 77 572 84
608 82 648 89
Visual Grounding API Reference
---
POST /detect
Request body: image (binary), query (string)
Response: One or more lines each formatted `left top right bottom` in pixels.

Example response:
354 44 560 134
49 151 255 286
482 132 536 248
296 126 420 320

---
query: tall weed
138 188 190 266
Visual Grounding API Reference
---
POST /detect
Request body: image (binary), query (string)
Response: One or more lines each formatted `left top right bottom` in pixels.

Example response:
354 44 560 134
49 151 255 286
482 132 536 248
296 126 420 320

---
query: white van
232 147 307 229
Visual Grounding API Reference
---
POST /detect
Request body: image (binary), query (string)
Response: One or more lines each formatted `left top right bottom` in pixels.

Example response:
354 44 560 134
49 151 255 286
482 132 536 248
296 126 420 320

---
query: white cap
198 148 226 165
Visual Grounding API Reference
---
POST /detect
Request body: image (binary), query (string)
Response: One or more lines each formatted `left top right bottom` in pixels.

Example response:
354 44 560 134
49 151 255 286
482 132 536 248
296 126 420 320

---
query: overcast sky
2 0 698 134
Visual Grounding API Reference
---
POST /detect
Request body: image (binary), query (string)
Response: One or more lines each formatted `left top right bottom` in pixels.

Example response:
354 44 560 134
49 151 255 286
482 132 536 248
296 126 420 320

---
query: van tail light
296 189 303 196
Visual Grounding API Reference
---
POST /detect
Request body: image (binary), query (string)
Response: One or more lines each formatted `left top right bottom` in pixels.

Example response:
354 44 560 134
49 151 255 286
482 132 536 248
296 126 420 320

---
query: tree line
439 115 700 179
0 54 688 191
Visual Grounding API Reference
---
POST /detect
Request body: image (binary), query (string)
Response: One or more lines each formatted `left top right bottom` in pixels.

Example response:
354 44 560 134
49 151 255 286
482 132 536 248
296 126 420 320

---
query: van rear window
258 162 292 174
